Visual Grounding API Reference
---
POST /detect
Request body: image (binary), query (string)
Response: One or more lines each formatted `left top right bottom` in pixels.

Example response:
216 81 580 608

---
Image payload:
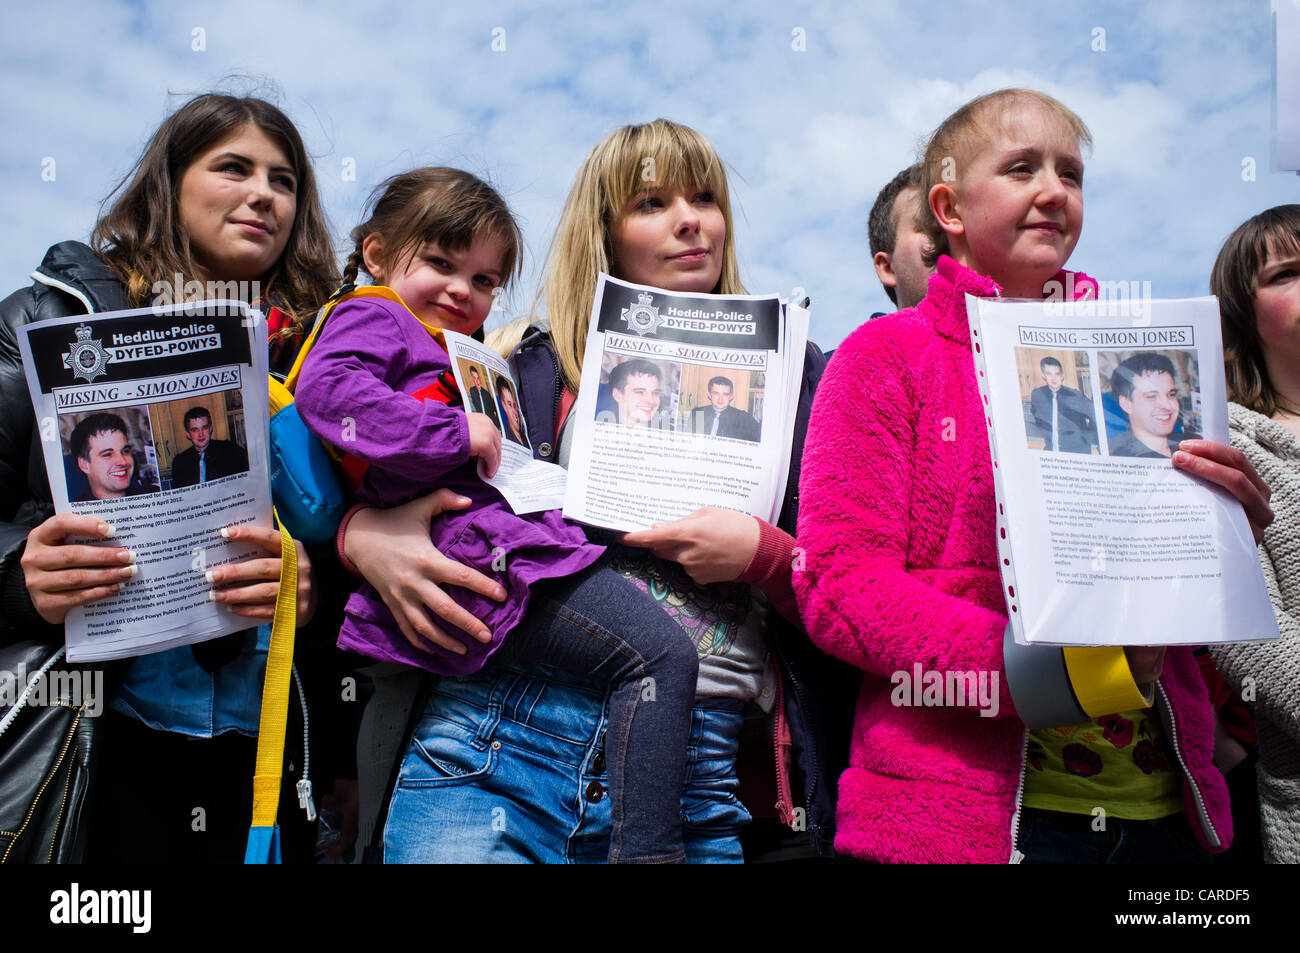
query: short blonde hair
916 89 1093 267
537 119 745 390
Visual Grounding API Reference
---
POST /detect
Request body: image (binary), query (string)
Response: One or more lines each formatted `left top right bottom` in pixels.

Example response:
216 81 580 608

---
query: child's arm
793 319 1016 713
294 299 471 483
468 414 502 478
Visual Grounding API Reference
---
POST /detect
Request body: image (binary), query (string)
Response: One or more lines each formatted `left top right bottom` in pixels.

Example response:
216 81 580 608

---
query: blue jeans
1018 807 1212 864
498 568 698 862
383 663 750 863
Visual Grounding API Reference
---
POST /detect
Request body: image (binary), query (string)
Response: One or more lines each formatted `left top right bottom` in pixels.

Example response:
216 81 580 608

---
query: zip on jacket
1155 681 1221 849
1008 727 1029 863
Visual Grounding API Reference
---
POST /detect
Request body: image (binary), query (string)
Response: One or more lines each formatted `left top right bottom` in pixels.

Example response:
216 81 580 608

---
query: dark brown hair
341 167 522 297
91 93 338 326
1212 204 1300 415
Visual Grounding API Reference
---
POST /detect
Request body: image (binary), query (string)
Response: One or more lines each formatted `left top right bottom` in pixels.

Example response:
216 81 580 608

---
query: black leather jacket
0 241 131 641
0 241 360 785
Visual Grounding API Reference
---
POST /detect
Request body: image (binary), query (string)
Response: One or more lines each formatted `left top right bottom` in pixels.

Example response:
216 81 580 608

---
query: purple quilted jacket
295 292 603 675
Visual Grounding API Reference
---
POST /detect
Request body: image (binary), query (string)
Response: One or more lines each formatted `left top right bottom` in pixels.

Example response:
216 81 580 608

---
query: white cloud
1 0 1295 347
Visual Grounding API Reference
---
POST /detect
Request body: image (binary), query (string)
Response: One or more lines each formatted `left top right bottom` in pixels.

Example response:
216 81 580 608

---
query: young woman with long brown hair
0 92 340 861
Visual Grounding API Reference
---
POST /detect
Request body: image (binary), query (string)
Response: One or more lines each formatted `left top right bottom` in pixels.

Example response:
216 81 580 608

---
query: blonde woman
341 120 853 862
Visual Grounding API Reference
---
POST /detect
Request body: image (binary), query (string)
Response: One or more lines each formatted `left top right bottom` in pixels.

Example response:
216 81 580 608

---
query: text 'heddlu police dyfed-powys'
659 305 757 334
106 323 222 362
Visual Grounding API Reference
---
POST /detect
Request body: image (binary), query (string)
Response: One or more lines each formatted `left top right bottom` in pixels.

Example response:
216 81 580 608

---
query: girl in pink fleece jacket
795 89 1272 863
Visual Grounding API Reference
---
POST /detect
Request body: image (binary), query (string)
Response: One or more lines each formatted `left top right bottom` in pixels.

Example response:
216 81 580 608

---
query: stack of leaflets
440 327 570 515
19 301 277 661
560 274 810 532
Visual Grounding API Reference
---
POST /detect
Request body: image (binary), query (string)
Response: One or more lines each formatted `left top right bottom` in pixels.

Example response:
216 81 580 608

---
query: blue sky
1 0 1295 347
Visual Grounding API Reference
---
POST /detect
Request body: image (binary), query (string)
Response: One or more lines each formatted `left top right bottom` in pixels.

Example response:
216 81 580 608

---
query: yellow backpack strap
284 285 428 392
249 518 298 829
268 376 293 416
1063 646 1153 716
283 295 341 394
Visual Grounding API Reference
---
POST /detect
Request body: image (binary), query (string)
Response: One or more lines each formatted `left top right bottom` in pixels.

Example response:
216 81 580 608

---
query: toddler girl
795 89 1243 863
294 168 698 863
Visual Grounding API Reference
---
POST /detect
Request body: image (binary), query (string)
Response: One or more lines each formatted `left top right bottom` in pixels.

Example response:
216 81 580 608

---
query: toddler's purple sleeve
294 300 470 482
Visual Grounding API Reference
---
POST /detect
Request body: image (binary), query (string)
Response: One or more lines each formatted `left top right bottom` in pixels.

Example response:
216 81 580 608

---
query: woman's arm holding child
340 492 506 655
622 509 801 622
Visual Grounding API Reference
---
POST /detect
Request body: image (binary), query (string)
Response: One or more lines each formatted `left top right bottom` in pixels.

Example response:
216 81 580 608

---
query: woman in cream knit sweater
1211 204 1300 863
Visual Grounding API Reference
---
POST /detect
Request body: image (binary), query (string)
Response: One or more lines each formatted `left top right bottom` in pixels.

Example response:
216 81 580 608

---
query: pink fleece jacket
794 256 1232 863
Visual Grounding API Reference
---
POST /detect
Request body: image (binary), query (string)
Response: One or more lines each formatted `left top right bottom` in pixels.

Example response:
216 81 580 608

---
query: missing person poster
443 329 569 514
968 294 1279 647
18 300 276 662
564 274 808 531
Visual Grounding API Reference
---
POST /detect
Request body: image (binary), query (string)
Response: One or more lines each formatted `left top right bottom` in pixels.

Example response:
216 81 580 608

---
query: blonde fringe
536 120 746 391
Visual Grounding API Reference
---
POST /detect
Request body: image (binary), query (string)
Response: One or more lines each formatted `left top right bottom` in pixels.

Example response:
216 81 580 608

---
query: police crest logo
620 290 662 336
61 324 111 383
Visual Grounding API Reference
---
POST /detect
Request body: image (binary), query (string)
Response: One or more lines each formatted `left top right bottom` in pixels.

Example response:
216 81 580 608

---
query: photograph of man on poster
1029 356 1098 453
689 375 760 443
466 364 502 431
171 406 249 488
495 373 529 448
604 358 665 429
66 411 159 502
1107 352 1203 459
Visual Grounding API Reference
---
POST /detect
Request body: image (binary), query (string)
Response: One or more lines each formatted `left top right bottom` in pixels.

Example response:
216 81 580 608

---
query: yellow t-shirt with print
1023 709 1182 820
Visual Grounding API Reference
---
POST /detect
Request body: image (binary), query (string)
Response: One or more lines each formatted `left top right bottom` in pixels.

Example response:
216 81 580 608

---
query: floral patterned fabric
1024 709 1183 820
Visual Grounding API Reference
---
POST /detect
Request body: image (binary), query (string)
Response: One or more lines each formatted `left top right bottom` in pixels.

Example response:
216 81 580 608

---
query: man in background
868 164 933 314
